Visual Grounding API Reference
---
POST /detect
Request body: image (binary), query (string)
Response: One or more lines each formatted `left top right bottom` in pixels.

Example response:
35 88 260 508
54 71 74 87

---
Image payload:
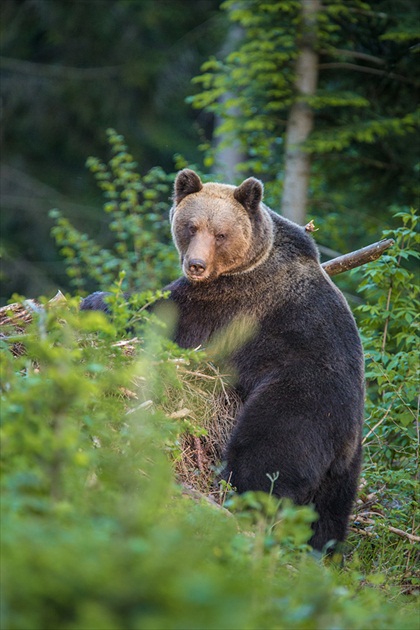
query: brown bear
81 169 365 552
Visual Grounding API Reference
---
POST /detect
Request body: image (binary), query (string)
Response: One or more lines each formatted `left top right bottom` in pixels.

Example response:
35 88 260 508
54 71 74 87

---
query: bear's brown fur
81 169 365 552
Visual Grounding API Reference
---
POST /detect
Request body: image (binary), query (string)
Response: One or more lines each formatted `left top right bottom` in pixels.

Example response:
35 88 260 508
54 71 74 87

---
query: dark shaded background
1 0 224 303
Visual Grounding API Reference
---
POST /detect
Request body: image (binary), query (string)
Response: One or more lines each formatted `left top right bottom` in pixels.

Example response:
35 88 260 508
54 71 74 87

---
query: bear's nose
188 259 206 276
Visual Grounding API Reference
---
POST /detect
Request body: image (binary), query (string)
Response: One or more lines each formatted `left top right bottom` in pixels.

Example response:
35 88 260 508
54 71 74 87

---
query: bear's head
170 169 274 283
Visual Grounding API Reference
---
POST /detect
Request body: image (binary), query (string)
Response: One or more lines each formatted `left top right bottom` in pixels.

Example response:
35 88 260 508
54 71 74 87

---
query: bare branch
387 526 420 543
320 48 385 66
318 62 417 85
0 56 120 80
322 239 394 277
351 514 420 543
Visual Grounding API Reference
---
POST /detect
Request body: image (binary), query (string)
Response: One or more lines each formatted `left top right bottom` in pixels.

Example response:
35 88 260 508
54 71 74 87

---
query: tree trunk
214 24 246 181
281 0 320 225
215 92 246 182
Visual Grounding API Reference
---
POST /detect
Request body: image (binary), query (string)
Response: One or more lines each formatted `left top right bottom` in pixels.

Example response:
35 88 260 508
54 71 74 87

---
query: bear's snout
182 228 215 281
188 259 207 277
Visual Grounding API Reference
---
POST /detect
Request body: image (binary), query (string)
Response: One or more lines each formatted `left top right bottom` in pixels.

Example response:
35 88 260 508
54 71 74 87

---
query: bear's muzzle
187 258 207 278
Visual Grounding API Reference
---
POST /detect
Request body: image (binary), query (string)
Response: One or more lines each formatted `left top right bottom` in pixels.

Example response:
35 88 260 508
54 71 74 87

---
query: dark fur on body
81 170 364 552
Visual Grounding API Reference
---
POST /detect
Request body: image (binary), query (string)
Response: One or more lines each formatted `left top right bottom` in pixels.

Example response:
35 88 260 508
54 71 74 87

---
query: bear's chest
172 290 248 349
168 271 286 349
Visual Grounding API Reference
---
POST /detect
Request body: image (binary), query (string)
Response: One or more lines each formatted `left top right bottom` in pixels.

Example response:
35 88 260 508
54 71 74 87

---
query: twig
180 483 234 517
193 436 206 472
381 279 393 354
320 48 386 66
351 514 420 543
126 400 153 415
350 527 374 537
362 383 404 445
387 526 420 543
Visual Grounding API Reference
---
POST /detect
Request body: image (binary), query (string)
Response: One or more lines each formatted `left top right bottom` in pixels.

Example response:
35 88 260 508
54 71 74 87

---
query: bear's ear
234 177 263 214
174 169 203 204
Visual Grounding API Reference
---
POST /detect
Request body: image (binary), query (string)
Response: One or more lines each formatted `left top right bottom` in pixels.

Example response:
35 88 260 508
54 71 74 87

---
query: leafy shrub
348 209 419 587
356 209 419 465
50 128 180 295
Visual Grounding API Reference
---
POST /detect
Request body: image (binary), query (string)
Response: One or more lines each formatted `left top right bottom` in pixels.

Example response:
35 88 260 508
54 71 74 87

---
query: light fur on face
172 185 253 282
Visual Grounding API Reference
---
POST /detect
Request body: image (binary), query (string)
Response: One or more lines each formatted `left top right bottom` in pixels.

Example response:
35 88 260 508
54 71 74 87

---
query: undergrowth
1 295 418 630
346 209 420 593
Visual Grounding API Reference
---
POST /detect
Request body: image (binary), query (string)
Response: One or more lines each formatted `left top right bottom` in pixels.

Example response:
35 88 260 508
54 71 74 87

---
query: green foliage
226 493 317 550
2 0 223 175
308 112 418 153
350 208 419 585
191 0 299 176
356 209 419 464
50 129 179 295
1 297 418 630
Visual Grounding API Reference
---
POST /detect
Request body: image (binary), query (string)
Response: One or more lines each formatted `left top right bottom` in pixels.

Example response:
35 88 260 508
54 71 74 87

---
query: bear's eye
215 233 226 243
188 225 198 236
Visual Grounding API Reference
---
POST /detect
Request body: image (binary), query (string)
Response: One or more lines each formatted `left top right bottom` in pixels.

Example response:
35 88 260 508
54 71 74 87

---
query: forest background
1 1 419 629
1 0 418 303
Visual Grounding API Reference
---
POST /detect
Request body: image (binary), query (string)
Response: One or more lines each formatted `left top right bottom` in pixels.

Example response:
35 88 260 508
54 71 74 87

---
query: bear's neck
224 244 272 276
224 203 275 277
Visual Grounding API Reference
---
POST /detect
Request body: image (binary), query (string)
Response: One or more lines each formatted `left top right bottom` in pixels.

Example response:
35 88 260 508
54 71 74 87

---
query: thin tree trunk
214 25 246 181
215 93 246 182
281 0 320 225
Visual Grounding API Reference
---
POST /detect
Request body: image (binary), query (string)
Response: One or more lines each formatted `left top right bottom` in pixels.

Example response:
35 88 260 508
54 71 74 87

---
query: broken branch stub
321 239 394 277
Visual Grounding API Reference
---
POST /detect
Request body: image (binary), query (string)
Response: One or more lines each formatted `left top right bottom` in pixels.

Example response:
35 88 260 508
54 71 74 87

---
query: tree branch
321 239 394 277
320 48 386 66
351 514 420 543
0 56 120 80
318 62 417 85
0 240 395 332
